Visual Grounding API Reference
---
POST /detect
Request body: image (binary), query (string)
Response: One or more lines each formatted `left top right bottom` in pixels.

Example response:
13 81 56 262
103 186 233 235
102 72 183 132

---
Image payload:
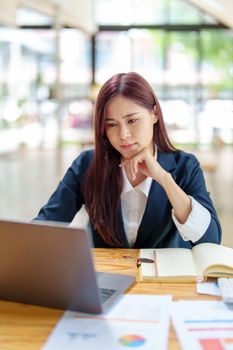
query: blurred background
0 0 232 246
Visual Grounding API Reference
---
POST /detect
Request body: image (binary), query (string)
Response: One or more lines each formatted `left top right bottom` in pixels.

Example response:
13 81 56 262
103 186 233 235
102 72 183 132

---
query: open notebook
138 243 233 282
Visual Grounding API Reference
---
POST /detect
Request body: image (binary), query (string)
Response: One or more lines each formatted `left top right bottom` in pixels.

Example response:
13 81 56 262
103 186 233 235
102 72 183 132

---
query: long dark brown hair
83 72 175 246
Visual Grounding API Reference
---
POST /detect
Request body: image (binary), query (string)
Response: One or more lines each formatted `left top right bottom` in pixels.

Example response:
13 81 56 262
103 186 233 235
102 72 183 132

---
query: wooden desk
0 249 220 350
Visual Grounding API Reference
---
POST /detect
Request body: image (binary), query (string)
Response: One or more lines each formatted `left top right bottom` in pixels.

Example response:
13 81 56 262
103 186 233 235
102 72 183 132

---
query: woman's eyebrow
105 112 140 121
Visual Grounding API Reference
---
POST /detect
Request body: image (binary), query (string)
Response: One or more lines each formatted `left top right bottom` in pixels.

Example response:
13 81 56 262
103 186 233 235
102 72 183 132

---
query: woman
35 72 221 248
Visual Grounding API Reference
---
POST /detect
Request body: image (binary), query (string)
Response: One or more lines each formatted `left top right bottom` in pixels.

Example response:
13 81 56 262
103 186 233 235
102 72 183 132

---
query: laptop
0 219 135 314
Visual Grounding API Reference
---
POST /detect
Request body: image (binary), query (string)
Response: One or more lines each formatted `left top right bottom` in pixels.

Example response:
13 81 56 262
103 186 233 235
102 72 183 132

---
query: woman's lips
120 143 136 149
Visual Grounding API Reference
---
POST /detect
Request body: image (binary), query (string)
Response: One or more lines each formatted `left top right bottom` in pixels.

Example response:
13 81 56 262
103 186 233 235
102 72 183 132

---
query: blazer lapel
117 204 130 247
133 151 177 247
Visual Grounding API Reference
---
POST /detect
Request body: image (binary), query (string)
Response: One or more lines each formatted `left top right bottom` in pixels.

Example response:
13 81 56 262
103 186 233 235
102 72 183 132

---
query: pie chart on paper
118 334 146 347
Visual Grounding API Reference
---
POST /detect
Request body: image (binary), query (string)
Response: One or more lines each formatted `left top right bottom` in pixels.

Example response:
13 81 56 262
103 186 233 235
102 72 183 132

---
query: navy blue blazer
35 149 221 248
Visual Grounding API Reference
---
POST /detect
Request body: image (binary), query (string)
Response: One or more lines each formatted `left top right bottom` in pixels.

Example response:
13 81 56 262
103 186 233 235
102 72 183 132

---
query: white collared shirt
121 168 152 246
120 163 211 247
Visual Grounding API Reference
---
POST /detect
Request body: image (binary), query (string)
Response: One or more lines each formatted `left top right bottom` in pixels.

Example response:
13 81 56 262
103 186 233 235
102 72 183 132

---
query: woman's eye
105 122 117 128
128 118 138 124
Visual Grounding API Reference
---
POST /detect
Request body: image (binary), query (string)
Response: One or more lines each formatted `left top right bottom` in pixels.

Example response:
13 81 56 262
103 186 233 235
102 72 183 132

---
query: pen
137 258 154 267
153 250 158 277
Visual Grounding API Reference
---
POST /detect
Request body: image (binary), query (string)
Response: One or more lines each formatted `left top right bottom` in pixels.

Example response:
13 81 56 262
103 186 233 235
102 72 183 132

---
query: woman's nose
119 125 131 139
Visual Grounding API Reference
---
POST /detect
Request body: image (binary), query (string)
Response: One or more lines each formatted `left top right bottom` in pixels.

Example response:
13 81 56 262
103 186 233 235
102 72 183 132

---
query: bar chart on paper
199 338 233 350
170 301 233 350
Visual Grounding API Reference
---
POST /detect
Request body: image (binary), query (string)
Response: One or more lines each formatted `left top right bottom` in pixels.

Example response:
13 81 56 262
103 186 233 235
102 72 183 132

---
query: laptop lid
0 219 135 314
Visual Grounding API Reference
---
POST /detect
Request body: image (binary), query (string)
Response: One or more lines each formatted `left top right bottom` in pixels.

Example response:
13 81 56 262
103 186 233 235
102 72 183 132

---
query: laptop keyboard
99 287 117 303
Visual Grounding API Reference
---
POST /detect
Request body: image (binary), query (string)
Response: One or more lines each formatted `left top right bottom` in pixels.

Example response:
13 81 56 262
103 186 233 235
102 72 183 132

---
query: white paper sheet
196 280 221 296
41 295 172 350
170 300 233 350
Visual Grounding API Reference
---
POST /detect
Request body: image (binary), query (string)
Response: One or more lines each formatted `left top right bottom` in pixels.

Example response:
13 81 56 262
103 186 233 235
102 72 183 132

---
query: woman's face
105 95 157 159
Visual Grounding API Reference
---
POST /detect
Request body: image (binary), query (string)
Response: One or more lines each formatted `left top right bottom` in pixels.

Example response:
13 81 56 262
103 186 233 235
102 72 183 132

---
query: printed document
41 294 172 350
170 300 233 350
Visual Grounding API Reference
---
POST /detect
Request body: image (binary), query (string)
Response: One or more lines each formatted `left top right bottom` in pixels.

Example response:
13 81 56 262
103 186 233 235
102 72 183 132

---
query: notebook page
155 248 197 277
192 243 233 276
